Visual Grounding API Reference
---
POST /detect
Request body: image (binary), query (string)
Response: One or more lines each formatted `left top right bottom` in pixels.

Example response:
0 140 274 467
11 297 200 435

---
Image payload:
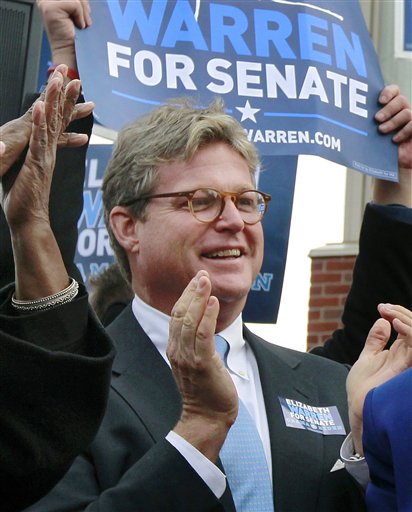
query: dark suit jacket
26 303 365 512
363 368 412 512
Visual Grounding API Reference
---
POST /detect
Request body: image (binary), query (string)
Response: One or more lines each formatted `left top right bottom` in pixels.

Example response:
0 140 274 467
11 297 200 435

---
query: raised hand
1 66 92 217
1 66 92 299
347 304 412 454
168 270 238 461
0 65 93 178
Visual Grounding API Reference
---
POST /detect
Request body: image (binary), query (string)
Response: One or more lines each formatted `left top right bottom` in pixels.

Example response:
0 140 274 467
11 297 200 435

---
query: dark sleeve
0 284 115 511
311 203 412 364
0 94 93 287
25 439 224 512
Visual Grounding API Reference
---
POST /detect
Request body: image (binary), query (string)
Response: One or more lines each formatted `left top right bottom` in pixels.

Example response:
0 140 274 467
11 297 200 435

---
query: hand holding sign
37 0 92 69
373 85 412 207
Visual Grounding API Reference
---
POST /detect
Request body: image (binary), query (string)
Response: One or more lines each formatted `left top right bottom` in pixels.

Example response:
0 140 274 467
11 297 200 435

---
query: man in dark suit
5 1 411 511
22 88 412 510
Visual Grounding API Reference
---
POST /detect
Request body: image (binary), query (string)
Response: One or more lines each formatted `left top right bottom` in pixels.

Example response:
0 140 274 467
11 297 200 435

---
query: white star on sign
236 100 260 123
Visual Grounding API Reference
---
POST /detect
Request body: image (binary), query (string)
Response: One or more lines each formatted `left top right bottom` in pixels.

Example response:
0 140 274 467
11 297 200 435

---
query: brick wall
307 253 356 351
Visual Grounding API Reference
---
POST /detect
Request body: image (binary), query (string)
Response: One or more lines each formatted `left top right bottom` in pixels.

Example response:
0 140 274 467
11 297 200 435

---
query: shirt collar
131 293 249 380
132 293 171 365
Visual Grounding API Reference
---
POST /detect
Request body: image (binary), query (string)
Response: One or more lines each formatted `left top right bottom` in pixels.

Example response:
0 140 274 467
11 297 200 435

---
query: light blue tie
215 335 274 512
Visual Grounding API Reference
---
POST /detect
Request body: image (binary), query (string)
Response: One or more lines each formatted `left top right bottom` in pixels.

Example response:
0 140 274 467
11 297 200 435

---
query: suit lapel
245 326 322 512
107 306 182 440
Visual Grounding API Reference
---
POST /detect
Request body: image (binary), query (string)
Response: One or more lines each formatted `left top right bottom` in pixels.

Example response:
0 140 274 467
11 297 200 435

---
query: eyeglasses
122 188 271 225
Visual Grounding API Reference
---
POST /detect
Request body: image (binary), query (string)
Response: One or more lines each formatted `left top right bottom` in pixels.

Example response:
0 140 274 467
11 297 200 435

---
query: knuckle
172 303 186 320
182 313 195 328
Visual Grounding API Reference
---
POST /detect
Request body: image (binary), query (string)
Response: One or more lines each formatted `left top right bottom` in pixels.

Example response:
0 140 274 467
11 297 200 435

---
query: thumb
360 318 391 358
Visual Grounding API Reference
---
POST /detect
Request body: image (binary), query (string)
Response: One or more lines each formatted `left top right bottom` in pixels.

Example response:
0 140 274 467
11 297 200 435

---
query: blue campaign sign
75 145 115 283
75 145 297 323
244 155 297 322
76 0 398 181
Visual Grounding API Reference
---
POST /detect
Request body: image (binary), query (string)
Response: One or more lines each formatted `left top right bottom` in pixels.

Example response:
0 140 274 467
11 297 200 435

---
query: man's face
132 142 264 316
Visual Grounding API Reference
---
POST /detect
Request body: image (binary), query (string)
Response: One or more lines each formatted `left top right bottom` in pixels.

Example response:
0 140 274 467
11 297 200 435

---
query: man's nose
215 197 245 230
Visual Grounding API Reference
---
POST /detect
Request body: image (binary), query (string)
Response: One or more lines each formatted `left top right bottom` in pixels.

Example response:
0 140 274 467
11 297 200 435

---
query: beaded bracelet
11 278 79 311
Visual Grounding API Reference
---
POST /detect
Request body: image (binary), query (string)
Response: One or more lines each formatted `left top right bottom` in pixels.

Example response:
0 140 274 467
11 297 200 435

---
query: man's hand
347 304 412 454
36 0 91 69
373 84 412 206
0 65 93 178
167 271 238 462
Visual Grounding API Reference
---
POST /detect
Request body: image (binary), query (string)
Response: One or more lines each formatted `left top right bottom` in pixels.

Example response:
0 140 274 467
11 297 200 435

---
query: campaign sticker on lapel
278 397 346 435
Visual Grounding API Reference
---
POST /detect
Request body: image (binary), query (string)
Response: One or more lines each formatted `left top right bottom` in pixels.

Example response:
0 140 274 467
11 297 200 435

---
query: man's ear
110 206 141 254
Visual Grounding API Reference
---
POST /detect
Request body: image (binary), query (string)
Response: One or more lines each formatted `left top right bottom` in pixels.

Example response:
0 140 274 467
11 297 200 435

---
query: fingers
62 82 95 126
179 274 214 351
37 0 90 29
168 271 214 361
57 132 89 148
41 68 93 145
378 303 412 347
82 0 92 27
44 74 65 143
71 101 95 122
50 63 68 81
378 104 412 141
62 79 81 128
360 317 392 357
71 0 92 28
27 101 47 164
392 317 412 342
0 104 37 177
378 303 412 324
375 85 412 141
195 295 220 358
376 92 410 124
378 84 401 105
168 273 202 360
